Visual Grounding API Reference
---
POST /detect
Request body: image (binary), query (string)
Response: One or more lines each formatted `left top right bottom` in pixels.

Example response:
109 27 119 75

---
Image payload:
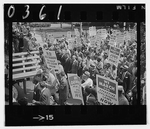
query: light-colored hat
90 63 96 68
36 69 43 75
118 85 124 93
83 71 90 77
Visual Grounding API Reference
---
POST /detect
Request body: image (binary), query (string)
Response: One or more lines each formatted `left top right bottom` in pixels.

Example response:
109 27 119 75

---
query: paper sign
67 31 72 38
97 29 107 39
116 33 124 46
43 50 59 71
108 45 120 66
68 38 75 49
96 75 118 105
68 74 84 105
74 28 80 36
89 26 97 36
90 36 96 47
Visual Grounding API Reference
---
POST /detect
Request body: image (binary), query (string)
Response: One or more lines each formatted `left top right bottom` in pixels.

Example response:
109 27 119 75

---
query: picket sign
90 36 96 47
75 36 82 47
96 75 118 105
97 29 107 39
108 45 121 67
42 50 59 73
109 35 116 46
67 74 84 105
116 32 124 46
89 26 96 37
67 31 72 38
67 38 75 50
13 51 40 94
74 28 80 36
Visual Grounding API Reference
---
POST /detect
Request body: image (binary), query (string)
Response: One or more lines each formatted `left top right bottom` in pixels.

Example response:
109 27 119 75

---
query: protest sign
43 50 59 71
96 75 118 105
74 28 80 36
129 29 137 41
68 74 84 105
89 26 96 37
116 32 124 47
109 35 116 46
76 36 82 47
97 29 107 39
90 36 96 47
68 38 75 49
108 45 121 66
48 34 55 44
67 31 72 38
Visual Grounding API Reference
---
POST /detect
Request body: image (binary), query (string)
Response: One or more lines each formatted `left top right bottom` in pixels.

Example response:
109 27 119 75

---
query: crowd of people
12 22 140 105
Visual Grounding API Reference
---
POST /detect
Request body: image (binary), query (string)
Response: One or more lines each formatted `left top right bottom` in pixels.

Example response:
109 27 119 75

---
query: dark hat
90 63 96 68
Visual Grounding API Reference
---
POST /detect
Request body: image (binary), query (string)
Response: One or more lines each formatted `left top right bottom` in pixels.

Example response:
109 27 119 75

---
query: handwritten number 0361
7 5 62 20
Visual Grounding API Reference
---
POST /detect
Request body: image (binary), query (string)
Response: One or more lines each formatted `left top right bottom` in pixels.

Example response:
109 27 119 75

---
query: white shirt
81 78 93 88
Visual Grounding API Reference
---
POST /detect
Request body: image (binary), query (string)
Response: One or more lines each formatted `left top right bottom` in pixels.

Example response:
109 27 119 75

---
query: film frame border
4 4 146 126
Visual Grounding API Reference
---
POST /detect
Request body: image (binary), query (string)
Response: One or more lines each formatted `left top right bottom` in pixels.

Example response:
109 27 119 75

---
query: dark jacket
58 77 69 105
122 71 132 94
33 83 41 101
71 60 78 74
64 57 72 74
89 68 99 86
77 62 83 77
36 88 51 105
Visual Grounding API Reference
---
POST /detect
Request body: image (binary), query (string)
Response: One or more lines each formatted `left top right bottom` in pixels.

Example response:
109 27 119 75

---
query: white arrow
33 115 45 121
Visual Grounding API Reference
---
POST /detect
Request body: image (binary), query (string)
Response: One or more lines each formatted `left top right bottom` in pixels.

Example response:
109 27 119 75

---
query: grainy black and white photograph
3 4 147 126
10 22 139 105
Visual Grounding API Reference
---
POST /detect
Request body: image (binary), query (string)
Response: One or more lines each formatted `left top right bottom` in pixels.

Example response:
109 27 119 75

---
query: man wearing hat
71 55 78 74
57 71 69 105
32 81 51 105
89 63 99 86
81 71 93 104
121 65 132 96
118 85 129 105
32 69 44 101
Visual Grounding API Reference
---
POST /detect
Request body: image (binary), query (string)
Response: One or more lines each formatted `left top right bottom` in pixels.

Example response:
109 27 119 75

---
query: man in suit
32 69 43 101
77 56 83 77
122 65 132 95
89 63 99 86
32 81 51 105
57 72 69 105
71 55 78 74
64 54 72 74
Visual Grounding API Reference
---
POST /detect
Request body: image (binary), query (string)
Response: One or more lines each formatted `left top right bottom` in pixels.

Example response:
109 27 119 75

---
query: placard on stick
96 75 118 105
68 74 84 105
43 50 59 71
108 45 121 66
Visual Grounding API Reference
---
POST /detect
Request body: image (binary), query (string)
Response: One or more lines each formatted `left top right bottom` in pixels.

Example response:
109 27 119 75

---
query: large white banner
96 75 118 105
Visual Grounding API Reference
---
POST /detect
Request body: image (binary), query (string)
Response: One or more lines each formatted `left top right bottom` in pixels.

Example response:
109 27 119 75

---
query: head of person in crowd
38 81 47 91
82 71 90 81
35 69 43 82
72 55 76 61
39 47 43 55
90 63 96 71
43 43 48 50
112 64 116 71
18 97 28 105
